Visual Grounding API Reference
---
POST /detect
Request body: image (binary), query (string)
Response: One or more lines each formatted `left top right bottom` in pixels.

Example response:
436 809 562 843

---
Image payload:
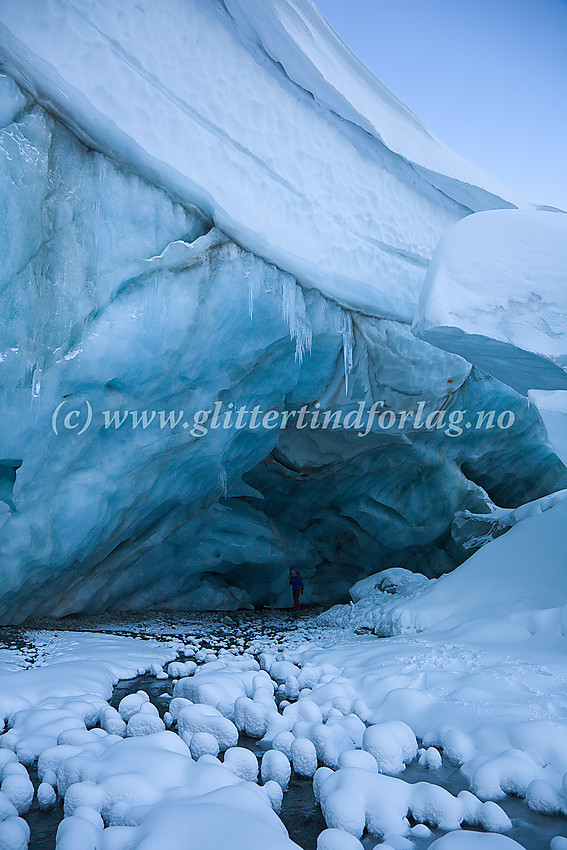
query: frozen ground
1 611 566 849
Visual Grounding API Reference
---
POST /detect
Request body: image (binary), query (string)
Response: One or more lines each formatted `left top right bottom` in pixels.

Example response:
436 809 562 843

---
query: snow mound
528 390 567 468
118 691 150 723
0 814 30 850
222 747 259 782
0 633 179 726
290 737 318 777
361 495 567 637
413 210 567 394
429 834 526 850
321 489 567 637
349 568 431 604
261 749 291 790
177 703 239 752
317 827 364 850
173 658 268 720
100 784 301 849
362 721 417 774
0 763 33 816
126 704 165 737
316 765 511 839
190 731 220 760
320 569 435 633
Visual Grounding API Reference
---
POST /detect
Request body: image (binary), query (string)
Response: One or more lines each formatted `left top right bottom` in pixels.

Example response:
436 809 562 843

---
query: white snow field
320 490 567 635
0 0 564 621
1 612 565 849
0 593 565 849
0 627 310 849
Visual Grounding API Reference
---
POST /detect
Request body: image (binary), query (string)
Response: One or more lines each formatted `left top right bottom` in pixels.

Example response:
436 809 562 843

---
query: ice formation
0 0 565 620
324 207 567 638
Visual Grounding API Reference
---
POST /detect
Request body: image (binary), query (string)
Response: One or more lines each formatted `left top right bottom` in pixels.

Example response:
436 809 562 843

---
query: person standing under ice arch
289 569 304 612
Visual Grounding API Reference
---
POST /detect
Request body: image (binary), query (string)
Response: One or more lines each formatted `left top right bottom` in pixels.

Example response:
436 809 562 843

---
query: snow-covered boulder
0 814 30 850
290 737 318 778
429 834 526 850
0 763 34 815
118 691 150 723
320 568 434 633
317 828 364 850
126 705 165 737
362 721 418 774
189 732 220 760
177 703 238 752
261 750 291 791
349 569 430 603
222 747 259 783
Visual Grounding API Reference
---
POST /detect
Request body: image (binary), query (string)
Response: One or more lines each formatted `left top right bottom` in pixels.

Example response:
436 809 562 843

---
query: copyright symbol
51 399 93 436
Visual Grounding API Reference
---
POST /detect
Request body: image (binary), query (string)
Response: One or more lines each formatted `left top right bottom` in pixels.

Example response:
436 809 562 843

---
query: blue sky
315 0 567 210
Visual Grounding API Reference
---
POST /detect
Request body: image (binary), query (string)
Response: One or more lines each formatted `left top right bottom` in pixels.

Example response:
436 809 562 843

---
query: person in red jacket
289 569 304 612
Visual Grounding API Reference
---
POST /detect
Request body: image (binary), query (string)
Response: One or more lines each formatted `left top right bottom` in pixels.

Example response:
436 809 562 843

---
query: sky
314 0 567 210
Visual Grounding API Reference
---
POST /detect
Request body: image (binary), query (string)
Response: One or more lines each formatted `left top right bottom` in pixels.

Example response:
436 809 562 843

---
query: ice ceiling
0 0 564 621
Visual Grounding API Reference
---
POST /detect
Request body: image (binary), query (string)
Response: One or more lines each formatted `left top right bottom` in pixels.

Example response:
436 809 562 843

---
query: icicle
247 269 254 320
31 364 42 400
245 255 260 321
93 154 105 263
281 275 295 328
219 467 228 497
280 275 312 364
341 312 354 396
30 361 43 416
293 286 312 364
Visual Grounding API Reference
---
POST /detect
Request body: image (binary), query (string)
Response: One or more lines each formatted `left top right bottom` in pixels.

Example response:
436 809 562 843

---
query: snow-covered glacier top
0 0 525 321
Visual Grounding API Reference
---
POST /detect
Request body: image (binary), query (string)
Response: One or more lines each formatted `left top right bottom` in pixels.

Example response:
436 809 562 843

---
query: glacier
0 0 565 622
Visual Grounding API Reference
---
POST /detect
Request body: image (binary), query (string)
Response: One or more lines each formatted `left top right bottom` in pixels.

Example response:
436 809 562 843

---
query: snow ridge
0 0 525 322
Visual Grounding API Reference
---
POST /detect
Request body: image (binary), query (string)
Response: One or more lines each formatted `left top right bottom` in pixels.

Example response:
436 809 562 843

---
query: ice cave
1 1 567 849
0 0 565 621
